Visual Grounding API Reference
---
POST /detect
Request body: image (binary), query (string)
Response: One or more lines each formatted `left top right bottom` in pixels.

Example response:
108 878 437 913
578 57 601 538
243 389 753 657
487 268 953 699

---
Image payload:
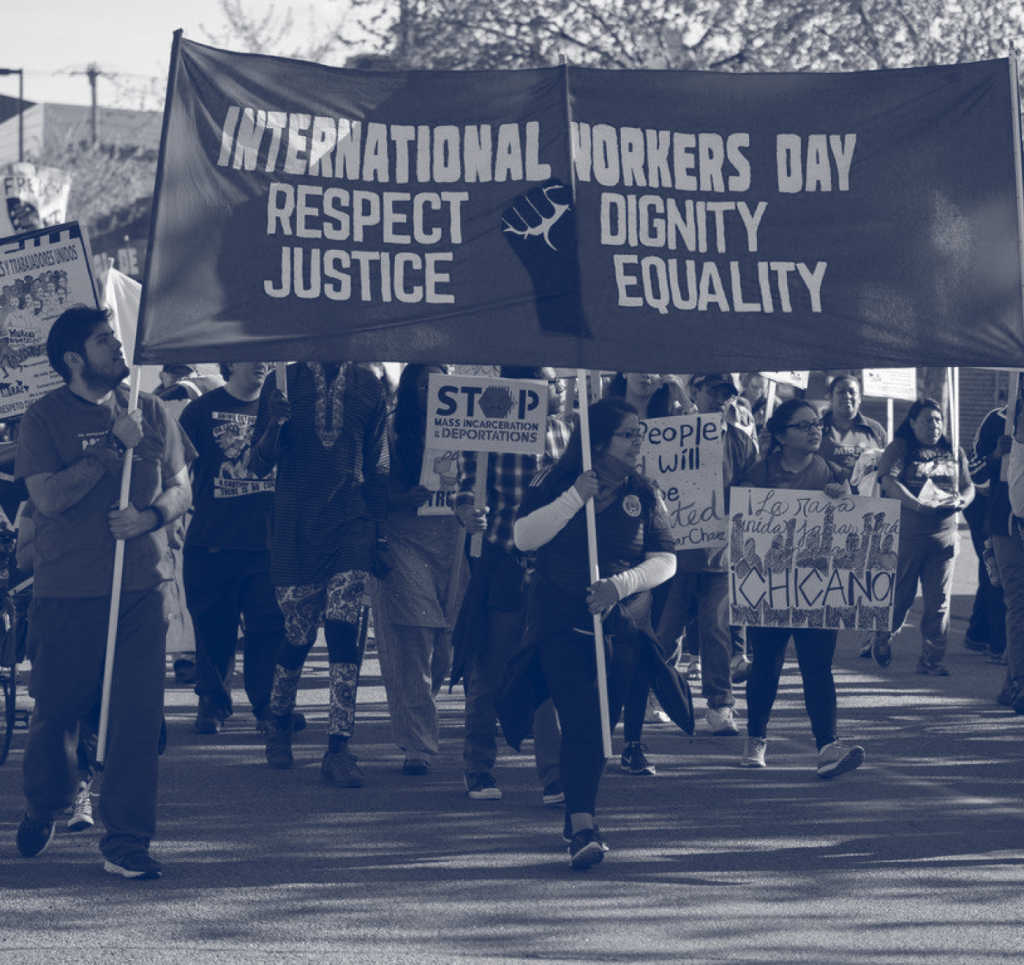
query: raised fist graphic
501 179 590 338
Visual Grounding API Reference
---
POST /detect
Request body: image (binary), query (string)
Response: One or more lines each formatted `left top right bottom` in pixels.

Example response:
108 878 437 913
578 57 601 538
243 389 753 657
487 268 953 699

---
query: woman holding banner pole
510 397 676 869
737 398 865 778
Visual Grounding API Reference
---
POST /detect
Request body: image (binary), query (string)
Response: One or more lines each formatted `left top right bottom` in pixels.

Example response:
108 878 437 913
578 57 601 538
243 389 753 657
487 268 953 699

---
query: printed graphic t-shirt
179 386 275 551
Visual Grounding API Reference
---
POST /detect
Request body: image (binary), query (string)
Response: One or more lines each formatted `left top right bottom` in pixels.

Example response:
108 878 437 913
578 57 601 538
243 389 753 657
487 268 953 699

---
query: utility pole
86 63 99 146
0 66 24 162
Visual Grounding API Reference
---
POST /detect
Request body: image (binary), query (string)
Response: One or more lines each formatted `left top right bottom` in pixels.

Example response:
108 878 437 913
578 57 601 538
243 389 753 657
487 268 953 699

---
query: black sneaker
568 827 606 869
542 779 564 806
194 704 226 735
464 772 502 799
619 741 656 776
104 851 163 880
17 813 55 858
562 815 610 852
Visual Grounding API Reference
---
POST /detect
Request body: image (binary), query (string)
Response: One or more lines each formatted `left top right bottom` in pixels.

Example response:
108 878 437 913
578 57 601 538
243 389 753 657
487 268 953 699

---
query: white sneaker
68 779 94 832
817 740 865 779
706 705 739 736
740 736 767 768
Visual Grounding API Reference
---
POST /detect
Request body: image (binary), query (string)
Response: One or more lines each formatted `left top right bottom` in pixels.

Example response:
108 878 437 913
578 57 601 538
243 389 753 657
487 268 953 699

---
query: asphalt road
2 532 1021 964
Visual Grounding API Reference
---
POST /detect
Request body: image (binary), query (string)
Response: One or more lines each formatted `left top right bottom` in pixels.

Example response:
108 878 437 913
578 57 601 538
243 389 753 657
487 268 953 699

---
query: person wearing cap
648 374 759 740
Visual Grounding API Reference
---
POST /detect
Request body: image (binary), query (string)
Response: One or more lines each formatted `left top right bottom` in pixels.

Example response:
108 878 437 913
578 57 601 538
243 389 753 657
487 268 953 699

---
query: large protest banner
137 37 1024 372
728 487 901 631
0 222 97 419
637 413 727 550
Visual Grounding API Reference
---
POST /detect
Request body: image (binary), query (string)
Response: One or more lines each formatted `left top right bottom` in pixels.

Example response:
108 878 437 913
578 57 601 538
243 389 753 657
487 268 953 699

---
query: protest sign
862 368 917 401
728 487 900 630
638 413 727 550
761 371 809 390
0 222 97 419
137 38 1024 373
0 162 72 239
419 372 548 517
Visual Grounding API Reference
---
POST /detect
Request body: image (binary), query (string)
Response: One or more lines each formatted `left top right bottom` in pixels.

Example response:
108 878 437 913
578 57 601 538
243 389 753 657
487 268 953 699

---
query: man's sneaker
858 637 874 658
1012 690 1024 716
567 827 606 869
103 851 162 880
264 717 293 769
916 658 950 677
870 632 892 668
465 772 502 799
817 740 865 779
321 749 364 787
619 741 656 776
740 736 767 768
706 705 740 736
987 648 1008 665
730 654 753 684
542 779 565 806
963 635 988 653
194 702 226 735
67 780 94 832
402 758 430 776
17 813 55 857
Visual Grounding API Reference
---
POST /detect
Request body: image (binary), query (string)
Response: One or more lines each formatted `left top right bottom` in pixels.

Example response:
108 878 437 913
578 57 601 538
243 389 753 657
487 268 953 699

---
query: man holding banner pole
15 306 193 879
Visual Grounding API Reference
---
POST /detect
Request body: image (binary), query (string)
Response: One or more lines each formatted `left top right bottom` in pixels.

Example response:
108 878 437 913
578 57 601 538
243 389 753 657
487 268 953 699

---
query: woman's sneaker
619 741 656 776
740 737 767 768
817 740 865 779
870 632 892 668
567 828 606 869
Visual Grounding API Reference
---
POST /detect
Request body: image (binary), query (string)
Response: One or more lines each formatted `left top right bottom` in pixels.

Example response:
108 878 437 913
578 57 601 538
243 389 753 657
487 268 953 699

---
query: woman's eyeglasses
784 419 824 433
613 427 647 442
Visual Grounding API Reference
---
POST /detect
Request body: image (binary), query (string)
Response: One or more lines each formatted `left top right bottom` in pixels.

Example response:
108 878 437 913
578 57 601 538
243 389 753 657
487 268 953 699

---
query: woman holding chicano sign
865 398 973 675
506 397 678 870
737 398 866 779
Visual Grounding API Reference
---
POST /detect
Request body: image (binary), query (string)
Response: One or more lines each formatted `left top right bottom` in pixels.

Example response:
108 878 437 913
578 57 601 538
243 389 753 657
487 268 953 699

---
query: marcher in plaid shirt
452 367 572 802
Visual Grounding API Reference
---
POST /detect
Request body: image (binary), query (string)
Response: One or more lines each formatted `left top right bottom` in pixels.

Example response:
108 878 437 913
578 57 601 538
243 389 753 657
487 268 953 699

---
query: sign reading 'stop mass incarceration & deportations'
425 373 547 454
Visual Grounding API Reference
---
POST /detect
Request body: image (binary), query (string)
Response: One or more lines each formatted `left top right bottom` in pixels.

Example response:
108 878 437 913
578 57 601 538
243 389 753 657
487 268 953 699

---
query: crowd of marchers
9 311 1022 875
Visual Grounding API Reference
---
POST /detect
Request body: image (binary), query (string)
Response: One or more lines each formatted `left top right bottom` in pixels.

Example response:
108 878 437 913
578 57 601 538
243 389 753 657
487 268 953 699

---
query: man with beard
179 362 286 736
14 306 193 880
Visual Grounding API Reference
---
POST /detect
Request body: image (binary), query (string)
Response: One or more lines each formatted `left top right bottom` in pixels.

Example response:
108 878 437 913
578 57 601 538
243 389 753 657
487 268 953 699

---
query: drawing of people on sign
729 488 900 630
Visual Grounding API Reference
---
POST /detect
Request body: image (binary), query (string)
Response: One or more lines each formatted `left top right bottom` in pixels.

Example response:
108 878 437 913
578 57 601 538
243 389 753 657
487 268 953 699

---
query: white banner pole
577 368 613 758
1010 49 1024 353
95 365 141 767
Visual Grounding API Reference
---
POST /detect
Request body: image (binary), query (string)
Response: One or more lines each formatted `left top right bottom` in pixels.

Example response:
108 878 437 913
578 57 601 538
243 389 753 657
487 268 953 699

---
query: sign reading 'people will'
137 38 1024 373
728 488 901 630
637 414 727 551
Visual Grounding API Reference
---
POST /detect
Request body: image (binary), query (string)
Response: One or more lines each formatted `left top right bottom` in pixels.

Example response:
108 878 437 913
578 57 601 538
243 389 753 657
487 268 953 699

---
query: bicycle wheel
0 668 14 767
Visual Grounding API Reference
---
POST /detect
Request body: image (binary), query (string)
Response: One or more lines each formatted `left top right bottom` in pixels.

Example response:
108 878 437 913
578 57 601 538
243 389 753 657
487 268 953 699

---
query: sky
0 0 364 111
